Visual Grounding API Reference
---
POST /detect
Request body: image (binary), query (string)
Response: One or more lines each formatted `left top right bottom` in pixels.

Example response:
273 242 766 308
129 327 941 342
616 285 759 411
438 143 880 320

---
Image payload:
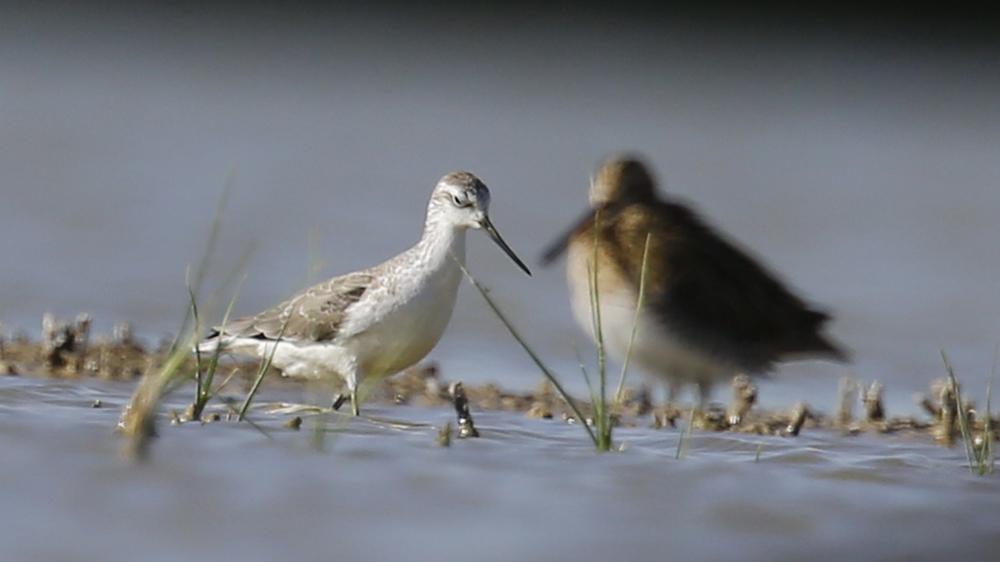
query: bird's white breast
338 235 465 378
566 239 731 386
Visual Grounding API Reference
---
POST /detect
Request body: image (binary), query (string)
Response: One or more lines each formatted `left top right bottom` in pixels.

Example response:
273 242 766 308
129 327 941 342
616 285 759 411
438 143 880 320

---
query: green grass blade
457 258 599 447
586 209 615 451
615 232 652 412
941 350 976 474
178 169 237 337
237 316 290 421
983 345 997 474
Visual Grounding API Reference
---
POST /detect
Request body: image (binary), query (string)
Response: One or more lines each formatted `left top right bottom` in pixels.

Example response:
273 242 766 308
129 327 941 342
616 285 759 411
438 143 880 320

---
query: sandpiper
198 171 531 415
541 155 847 406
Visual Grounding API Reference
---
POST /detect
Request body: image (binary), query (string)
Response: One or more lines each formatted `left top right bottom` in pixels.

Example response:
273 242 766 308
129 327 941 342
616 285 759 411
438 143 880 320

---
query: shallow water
1 375 999 562
2 4 1000 560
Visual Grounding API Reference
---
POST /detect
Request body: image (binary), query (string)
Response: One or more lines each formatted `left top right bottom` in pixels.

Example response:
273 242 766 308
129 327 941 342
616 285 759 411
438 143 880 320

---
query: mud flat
1 314 995 451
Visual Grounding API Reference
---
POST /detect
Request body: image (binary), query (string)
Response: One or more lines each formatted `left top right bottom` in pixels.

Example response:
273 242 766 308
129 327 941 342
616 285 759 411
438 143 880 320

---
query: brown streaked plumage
541 156 848 405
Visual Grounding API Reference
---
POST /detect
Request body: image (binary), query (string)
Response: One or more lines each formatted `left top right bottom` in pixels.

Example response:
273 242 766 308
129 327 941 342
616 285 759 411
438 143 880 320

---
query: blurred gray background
2 1 998 412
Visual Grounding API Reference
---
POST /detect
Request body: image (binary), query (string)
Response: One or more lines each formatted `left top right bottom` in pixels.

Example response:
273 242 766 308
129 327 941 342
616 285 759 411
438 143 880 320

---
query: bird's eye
451 195 467 207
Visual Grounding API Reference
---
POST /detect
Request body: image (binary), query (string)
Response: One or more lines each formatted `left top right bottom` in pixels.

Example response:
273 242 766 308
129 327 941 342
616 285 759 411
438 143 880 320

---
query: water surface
1 4 999 560
2 375 998 562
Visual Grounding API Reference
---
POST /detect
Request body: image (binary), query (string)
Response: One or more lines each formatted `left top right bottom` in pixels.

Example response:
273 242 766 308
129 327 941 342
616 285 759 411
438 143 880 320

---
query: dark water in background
2 4 1000 559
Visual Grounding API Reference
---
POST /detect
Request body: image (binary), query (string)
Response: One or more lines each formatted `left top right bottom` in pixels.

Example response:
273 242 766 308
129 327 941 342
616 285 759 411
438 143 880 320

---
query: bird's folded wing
216 272 374 343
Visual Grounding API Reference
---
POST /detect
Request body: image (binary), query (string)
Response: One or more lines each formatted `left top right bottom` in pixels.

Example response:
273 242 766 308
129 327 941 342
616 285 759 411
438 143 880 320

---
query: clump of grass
941 349 996 475
119 173 261 460
118 331 198 462
183 174 235 419
235 314 292 421
580 216 652 451
186 271 247 420
581 209 615 449
119 261 255 462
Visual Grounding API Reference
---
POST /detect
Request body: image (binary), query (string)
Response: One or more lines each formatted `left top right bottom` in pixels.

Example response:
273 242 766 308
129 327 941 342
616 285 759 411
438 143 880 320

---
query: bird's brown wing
213 271 373 343
610 201 845 370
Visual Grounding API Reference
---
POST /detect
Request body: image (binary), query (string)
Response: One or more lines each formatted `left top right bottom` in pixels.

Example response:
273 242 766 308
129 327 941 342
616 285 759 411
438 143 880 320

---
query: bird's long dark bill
482 216 532 276
539 208 594 266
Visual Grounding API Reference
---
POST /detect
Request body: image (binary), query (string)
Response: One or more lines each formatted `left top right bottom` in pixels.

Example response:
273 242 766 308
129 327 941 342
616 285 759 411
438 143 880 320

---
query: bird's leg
331 393 348 411
331 364 361 415
346 366 361 416
328 387 360 415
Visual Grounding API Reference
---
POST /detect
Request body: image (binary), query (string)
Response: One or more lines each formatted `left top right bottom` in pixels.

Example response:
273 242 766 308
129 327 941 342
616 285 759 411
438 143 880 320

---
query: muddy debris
728 374 757 426
863 380 885 422
927 377 967 446
835 375 859 428
449 381 479 438
3 314 998 446
786 402 811 436
6 315 152 381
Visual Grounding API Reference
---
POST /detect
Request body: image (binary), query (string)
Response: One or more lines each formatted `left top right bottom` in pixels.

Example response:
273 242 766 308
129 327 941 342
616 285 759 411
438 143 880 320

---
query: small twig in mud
863 380 885 422
74 313 92 350
73 314 92 372
450 382 479 438
113 321 134 348
42 313 91 371
836 375 859 427
436 421 452 447
728 374 757 426
41 313 63 369
931 376 958 447
786 402 812 436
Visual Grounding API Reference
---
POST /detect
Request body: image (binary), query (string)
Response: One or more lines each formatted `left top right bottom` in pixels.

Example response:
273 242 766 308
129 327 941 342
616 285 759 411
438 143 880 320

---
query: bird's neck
415 218 468 271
